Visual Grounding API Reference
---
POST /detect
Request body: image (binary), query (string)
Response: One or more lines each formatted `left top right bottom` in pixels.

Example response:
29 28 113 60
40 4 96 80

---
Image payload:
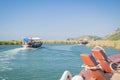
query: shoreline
0 40 120 50
87 40 120 50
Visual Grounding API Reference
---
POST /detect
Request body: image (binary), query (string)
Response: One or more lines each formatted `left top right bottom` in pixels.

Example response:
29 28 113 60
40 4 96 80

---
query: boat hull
22 42 42 48
31 42 42 48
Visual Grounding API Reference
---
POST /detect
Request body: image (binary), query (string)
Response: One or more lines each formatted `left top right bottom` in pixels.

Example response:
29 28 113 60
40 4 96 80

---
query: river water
0 44 120 80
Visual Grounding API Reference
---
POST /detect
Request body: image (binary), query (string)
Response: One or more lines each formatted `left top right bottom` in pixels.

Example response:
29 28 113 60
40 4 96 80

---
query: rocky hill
104 28 120 41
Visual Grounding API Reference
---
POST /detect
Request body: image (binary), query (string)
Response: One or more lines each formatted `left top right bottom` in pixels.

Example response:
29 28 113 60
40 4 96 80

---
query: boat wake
0 47 27 71
3 47 26 53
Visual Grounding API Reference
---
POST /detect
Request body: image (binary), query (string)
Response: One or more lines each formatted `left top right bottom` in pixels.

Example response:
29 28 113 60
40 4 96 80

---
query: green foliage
104 31 120 41
87 40 120 50
0 40 22 45
0 40 78 45
67 35 102 41
88 35 102 40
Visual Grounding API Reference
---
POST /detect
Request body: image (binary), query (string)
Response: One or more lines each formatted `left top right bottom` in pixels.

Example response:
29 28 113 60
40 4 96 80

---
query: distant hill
67 28 120 41
104 28 120 41
67 35 102 41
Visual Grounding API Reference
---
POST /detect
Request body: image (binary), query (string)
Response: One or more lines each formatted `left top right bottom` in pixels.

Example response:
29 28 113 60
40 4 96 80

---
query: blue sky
0 0 120 40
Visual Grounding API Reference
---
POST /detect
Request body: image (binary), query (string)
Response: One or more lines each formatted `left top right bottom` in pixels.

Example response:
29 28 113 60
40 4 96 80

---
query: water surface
0 44 120 80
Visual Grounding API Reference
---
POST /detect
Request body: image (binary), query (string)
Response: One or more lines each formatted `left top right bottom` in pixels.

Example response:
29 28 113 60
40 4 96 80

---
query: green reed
87 40 120 50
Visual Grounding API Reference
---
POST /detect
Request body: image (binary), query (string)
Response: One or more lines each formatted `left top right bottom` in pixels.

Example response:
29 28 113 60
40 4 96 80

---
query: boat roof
31 37 41 40
23 37 41 40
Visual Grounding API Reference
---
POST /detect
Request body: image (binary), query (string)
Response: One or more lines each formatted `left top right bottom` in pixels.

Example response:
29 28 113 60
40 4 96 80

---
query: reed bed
0 40 120 50
0 40 79 45
41 40 78 44
0 40 22 45
87 40 120 50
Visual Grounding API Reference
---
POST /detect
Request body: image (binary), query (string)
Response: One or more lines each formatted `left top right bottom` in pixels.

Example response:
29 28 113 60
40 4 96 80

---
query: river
0 44 120 80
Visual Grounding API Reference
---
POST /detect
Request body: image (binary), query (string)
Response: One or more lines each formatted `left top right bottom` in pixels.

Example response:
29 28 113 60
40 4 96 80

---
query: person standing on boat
30 37 33 43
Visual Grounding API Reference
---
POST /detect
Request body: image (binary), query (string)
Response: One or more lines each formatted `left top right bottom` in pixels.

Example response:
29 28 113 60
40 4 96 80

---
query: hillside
104 28 120 41
67 35 102 41
67 28 120 41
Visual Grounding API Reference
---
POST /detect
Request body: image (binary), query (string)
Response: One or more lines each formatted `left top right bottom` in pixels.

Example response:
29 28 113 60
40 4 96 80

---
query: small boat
60 46 120 80
78 40 88 45
22 37 42 48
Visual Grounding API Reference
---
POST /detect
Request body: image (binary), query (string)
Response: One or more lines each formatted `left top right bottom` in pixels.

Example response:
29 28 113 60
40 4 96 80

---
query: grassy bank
41 40 78 44
0 40 120 50
87 40 120 50
0 40 22 45
0 40 79 45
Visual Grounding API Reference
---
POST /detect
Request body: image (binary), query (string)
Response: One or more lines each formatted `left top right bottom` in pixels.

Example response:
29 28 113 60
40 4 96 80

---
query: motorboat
22 37 42 48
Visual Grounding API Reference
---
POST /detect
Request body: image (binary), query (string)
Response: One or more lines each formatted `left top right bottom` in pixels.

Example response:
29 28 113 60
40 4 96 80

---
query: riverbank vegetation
41 40 78 44
87 28 120 50
0 40 79 45
87 40 120 50
0 40 22 45
0 40 120 50
104 28 120 41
